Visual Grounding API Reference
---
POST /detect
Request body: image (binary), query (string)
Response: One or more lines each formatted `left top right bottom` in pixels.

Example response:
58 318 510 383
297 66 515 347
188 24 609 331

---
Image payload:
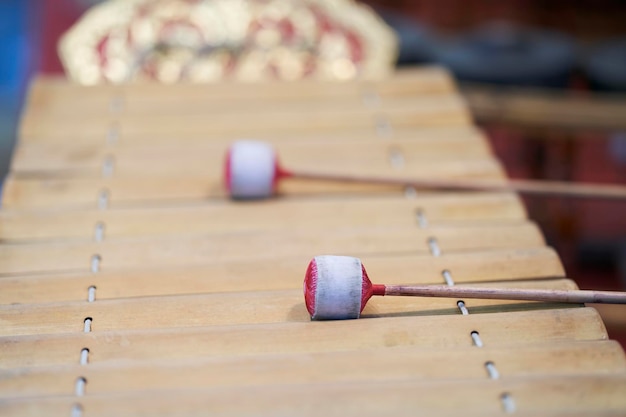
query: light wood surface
0 222 544 275
0 247 563 304
23 67 455 112
2 375 626 417
0 279 579 337
11 133 491 177
0 308 609 368
20 95 471 141
3 67 624 416
2 340 622 399
0 193 525 242
1 159 507 209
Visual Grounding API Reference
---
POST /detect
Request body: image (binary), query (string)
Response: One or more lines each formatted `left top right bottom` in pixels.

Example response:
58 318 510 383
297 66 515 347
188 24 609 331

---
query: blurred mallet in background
224 140 626 200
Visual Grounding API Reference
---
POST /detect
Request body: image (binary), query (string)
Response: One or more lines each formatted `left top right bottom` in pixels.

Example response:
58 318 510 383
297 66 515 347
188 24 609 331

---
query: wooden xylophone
1 66 625 416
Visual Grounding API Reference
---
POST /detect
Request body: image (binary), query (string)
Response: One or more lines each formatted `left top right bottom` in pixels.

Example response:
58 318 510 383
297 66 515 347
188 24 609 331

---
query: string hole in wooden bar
75 377 87 396
428 237 441 257
457 300 469 315
107 124 119 144
87 286 96 303
404 187 417 199
500 393 516 413
102 155 115 178
485 361 500 380
80 348 89 365
415 209 428 228
442 270 455 286
98 189 109 210
91 255 101 273
388 148 405 169
94 222 105 242
71 404 83 417
83 318 93 333
375 116 393 138
470 330 483 347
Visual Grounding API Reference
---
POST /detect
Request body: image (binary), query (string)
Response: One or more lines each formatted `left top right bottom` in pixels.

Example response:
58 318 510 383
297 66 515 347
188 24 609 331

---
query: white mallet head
304 255 377 320
224 140 282 199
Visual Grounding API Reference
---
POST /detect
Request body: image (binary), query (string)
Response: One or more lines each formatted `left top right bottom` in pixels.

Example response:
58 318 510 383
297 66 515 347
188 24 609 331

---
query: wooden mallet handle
382 285 626 304
292 170 626 200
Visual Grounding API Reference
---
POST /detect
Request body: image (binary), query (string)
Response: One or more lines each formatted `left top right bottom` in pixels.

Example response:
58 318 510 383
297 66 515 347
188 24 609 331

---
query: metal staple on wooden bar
500 392 516 413
416 208 428 228
83 318 92 333
107 123 119 144
94 222 105 242
485 361 500 380
74 377 86 396
471 331 484 347
87 286 96 302
457 300 469 315
102 155 115 178
80 348 89 365
442 270 455 286
98 189 110 210
389 148 405 169
71 404 83 417
428 237 441 257
91 254 101 273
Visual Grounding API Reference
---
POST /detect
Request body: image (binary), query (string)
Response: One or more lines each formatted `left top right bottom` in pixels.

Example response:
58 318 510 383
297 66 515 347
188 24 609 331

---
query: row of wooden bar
1 66 625 416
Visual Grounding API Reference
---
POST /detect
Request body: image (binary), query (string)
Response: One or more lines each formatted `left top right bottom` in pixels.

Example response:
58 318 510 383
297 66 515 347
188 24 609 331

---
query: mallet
224 140 626 200
303 255 626 320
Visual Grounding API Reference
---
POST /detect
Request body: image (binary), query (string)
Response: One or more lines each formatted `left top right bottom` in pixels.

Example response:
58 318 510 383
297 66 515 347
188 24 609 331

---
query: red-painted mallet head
304 255 385 320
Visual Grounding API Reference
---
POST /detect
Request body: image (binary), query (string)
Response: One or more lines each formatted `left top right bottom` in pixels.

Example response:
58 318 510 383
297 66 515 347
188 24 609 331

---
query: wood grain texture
0 279 578 337
1 341 623 399
0 308 609 368
23 67 455 114
4 66 624 416
0 223 544 275
0 247 564 305
11 133 492 178
1 157 507 209
2 375 626 417
0 193 525 242
20 95 471 141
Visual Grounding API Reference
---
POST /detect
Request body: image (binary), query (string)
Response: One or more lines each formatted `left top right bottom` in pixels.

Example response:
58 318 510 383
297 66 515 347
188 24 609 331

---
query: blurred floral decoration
58 0 397 84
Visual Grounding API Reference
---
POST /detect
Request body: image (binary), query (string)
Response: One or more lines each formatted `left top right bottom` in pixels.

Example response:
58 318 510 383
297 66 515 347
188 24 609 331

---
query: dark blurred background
1 0 625 339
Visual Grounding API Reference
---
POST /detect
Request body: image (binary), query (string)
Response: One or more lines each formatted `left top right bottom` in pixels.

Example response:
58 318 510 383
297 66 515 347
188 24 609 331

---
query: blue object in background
585 37 626 92
433 22 576 88
0 0 40 183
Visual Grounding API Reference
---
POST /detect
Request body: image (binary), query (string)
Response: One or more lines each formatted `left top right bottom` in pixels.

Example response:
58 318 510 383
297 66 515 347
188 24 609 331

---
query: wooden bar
20 95 471 141
2 340 622 399
0 308 609 368
3 375 626 417
0 223 544 275
0 247 564 304
1 159 507 209
11 134 492 177
24 67 454 112
2 375 626 417
0 193 525 242
4 66 624 415
0 279 578 337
